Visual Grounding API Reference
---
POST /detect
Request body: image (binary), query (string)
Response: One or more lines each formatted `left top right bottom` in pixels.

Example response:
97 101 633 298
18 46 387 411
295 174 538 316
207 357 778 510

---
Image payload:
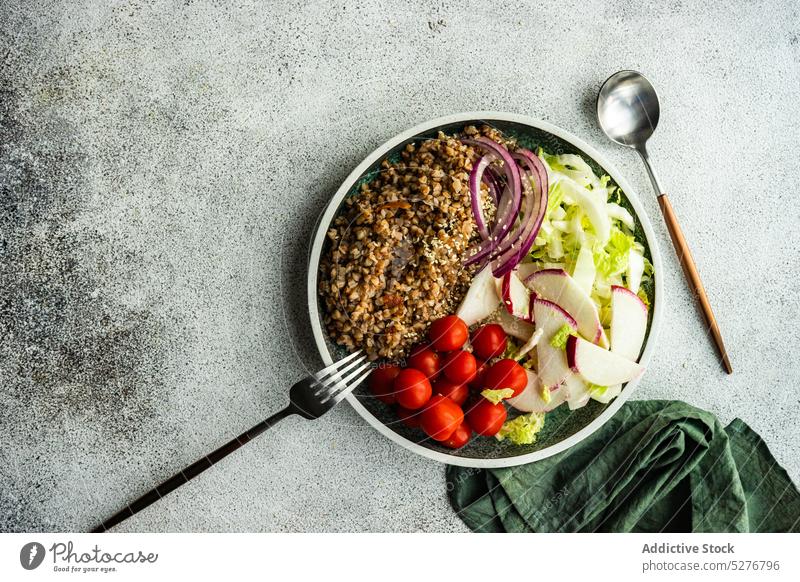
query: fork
91 350 370 532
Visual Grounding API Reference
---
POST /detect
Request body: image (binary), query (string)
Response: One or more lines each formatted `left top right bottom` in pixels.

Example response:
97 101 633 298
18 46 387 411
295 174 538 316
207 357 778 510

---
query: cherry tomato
468 360 490 391
407 346 440 379
429 315 468 352
471 323 508 360
368 364 401 404
465 398 507 437
393 368 432 410
482 358 528 397
420 395 464 441
396 405 421 428
442 350 477 384
433 378 468 406
441 420 471 449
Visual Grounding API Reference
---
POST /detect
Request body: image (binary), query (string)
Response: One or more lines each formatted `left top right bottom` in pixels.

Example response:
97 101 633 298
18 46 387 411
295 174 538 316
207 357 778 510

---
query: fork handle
91 406 295 532
658 193 733 374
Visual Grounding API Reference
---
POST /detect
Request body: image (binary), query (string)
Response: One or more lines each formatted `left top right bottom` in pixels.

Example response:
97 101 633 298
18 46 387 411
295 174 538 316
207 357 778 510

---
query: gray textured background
1 0 798 532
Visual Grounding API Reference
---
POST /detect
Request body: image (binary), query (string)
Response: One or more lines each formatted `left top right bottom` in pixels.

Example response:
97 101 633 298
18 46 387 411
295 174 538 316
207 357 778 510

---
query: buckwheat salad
318 125 653 449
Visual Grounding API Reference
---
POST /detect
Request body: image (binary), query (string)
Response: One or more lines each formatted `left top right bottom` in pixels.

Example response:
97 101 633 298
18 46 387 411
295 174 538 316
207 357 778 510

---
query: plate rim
306 111 664 468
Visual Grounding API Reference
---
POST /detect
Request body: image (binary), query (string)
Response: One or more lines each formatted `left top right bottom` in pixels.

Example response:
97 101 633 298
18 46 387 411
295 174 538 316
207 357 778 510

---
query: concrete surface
1 0 798 532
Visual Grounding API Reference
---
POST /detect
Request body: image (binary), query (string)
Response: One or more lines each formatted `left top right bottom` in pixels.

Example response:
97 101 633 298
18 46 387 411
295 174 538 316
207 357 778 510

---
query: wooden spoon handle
657 193 733 374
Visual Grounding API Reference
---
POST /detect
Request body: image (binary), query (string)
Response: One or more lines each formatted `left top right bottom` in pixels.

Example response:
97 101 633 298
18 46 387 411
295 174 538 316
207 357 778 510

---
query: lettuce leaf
495 412 546 445
550 324 574 349
593 226 633 280
587 383 608 397
528 151 652 314
480 388 515 405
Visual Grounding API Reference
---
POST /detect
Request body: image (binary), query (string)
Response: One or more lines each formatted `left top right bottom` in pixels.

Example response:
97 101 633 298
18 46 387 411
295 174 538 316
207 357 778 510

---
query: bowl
307 112 663 468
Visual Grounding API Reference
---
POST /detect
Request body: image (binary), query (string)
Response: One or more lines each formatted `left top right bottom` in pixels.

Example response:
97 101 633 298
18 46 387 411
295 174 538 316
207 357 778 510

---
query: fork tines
314 350 371 403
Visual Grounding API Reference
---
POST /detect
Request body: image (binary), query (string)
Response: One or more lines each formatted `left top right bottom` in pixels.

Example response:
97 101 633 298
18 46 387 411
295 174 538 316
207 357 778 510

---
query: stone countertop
1 0 798 532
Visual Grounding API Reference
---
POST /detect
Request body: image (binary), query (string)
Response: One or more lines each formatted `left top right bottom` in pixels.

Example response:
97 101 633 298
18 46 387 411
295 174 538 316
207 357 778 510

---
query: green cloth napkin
447 400 800 533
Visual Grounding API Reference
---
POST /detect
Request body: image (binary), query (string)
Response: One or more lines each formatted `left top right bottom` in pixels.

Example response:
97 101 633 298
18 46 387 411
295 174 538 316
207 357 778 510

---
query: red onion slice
490 171 536 276
515 149 548 198
482 166 501 204
463 137 522 267
491 150 548 277
469 155 494 240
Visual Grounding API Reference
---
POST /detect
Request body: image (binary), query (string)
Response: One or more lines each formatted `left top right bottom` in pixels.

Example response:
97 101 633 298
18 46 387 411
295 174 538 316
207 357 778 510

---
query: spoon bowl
597 70 661 149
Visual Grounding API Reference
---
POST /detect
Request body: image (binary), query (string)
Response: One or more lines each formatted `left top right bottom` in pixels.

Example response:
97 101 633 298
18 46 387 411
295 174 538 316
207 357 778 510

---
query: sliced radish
508 368 568 413
525 268 608 348
566 335 645 386
500 271 531 321
492 307 535 341
528 292 535 323
592 286 648 405
534 298 577 389
456 266 500 326
513 328 543 361
516 262 538 281
610 285 648 361
627 249 645 294
571 245 596 296
565 373 591 410
591 383 622 404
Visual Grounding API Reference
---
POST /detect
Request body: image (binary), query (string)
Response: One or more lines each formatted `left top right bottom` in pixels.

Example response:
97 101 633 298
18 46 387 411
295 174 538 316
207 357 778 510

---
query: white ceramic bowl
307 112 663 468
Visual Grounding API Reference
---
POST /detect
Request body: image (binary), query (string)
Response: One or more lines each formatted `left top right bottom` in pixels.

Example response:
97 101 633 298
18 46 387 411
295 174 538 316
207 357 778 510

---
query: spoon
596 70 732 374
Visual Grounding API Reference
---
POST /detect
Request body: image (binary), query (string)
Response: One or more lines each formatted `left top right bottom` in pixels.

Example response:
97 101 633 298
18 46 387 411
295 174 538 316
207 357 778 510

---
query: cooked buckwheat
319 125 513 360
